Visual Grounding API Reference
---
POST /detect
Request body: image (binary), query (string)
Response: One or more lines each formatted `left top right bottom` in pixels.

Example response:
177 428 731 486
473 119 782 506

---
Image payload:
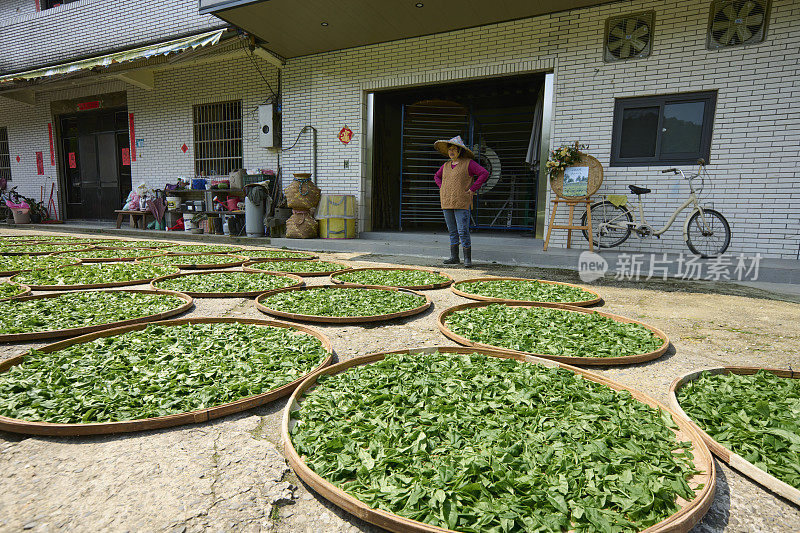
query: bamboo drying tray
668 367 800 506
0 289 194 342
330 267 454 290
451 276 601 306
239 249 318 261
255 285 431 324
0 258 82 277
0 317 334 436
1 244 93 256
10 264 181 290
150 269 304 298
244 258 350 277
50 248 165 263
0 282 31 301
282 346 715 533
163 253 247 270
438 301 669 366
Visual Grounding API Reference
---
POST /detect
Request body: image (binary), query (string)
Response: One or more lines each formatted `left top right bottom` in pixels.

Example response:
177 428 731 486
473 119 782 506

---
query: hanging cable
237 33 278 100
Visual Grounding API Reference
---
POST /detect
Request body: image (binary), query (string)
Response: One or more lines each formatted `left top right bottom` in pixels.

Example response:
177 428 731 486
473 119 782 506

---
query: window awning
0 29 225 84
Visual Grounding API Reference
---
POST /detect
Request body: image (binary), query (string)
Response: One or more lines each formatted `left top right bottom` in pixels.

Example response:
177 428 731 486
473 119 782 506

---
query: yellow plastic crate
319 217 356 239
317 195 357 218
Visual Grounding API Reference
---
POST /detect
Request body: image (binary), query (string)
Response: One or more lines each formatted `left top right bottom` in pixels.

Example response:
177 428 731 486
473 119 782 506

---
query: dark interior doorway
372 73 545 232
59 108 131 220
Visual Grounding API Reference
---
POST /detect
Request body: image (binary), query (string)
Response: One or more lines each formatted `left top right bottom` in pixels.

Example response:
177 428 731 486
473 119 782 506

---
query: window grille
193 100 243 177
0 127 11 182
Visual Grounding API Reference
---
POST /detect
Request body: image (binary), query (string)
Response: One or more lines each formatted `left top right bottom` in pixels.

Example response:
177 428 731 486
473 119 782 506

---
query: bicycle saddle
628 185 652 195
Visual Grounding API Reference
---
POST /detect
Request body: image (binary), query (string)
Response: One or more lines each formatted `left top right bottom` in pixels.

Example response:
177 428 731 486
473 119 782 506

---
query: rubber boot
463 246 472 268
443 244 460 265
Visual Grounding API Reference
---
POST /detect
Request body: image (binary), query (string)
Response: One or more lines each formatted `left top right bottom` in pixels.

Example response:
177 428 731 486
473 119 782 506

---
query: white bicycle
581 161 731 257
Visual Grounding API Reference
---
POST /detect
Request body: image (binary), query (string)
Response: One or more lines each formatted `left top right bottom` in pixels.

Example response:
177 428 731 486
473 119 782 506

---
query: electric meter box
258 104 280 148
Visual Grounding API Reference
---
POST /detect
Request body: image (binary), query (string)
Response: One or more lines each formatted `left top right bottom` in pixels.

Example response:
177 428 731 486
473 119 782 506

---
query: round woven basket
150 269 305 298
451 277 602 306
438 301 669 366
0 282 31 302
668 366 800 506
255 285 431 324
281 347 716 533
549 152 603 199
0 317 334 436
330 267 454 291
0 289 194 342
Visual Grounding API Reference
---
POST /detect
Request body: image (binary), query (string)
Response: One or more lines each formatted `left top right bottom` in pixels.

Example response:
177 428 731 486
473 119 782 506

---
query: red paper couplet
47 123 55 165
77 101 100 111
121 148 131 166
35 152 44 175
128 113 136 161
68 152 77 169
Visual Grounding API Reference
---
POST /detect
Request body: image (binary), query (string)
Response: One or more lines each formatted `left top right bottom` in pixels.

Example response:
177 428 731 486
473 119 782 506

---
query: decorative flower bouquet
546 141 587 177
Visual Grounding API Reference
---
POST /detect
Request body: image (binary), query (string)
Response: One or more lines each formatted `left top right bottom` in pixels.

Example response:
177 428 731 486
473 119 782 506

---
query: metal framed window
0 127 11 182
40 0 80 10
610 91 717 167
193 100 243 176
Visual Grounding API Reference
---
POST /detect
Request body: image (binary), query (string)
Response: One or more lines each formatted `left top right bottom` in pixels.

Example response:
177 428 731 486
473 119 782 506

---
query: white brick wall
0 0 222 74
278 0 800 259
129 53 281 189
0 0 797 259
0 0 36 23
0 50 280 205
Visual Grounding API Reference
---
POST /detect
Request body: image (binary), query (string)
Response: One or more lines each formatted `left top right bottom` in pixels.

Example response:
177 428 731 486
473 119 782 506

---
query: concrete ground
0 231 799 532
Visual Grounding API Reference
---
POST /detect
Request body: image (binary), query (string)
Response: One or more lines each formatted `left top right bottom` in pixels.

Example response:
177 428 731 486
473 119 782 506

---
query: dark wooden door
60 108 129 220
77 114 101 219
97 132 119 220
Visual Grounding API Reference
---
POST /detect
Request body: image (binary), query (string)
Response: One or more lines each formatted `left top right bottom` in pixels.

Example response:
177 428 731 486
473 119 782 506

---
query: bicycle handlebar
661 168 679 174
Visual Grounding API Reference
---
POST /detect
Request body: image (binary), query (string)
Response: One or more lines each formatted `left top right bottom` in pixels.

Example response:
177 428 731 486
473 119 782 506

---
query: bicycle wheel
686 209 731 258
581 201 633 248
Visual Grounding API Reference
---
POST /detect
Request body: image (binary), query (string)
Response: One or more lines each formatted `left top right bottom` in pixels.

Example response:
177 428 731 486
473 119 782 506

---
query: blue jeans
443 209 471 247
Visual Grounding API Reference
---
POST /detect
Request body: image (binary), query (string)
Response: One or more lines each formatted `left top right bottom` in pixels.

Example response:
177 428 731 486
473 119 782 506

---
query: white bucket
167 196 180 210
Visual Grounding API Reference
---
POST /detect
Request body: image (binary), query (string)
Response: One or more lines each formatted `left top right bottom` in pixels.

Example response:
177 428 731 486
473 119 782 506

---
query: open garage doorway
370 73 546 232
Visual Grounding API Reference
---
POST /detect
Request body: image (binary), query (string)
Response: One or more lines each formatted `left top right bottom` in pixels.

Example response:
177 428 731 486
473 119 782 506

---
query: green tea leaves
154 271 298 294
0 291 186 334
0 322 328 424
444 304 662 358
0 254 78 274
455 279 595 304
677 370 800 489
0 281 26 299
240 249 316 259
259 287 427 318
333 268 451 288
12 262 178 287
250 260 348 274
291 353 698 532
140 254 242 267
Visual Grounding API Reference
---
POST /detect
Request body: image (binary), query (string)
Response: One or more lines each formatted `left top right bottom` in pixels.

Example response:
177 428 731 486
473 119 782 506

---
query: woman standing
433 135 489 267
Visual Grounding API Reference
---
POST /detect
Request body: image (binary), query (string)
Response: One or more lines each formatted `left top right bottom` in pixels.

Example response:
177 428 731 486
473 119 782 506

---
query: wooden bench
114 210 152 229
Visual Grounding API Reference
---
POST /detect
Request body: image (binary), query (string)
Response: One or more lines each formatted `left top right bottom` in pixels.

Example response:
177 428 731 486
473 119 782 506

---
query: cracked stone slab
0 415 291 532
